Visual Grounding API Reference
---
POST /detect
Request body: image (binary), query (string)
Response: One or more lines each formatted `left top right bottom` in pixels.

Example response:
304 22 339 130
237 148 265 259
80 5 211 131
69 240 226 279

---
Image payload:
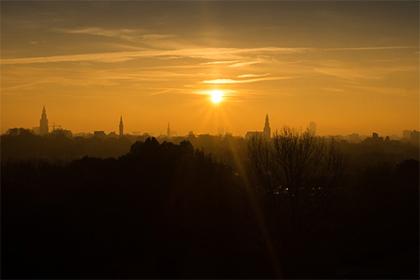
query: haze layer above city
1 1 419 135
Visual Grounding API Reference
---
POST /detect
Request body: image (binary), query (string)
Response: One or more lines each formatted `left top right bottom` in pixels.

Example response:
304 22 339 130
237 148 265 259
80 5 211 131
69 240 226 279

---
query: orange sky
1 2 419 136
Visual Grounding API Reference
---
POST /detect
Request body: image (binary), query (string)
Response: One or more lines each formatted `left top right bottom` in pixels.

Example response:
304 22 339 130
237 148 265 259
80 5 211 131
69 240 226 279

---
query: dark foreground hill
2 138 419 278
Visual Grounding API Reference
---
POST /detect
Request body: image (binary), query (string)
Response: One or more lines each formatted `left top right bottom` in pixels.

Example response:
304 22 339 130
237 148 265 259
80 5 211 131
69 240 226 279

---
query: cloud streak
201 60 240 65
59 27 141 40
323 46 417 51
203 76 294 84
237 73 271 78
2 45 415 66
58 27 176 42
0 47 307 65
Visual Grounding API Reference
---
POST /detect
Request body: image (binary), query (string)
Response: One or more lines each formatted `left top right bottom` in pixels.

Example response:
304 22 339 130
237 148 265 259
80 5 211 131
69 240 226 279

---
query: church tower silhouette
39 106 49 135
167 122 171 138
119 116 124 137
263 114 271 138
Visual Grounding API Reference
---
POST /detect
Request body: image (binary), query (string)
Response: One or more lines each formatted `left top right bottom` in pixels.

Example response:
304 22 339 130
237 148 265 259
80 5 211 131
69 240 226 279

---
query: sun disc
210 89 223 104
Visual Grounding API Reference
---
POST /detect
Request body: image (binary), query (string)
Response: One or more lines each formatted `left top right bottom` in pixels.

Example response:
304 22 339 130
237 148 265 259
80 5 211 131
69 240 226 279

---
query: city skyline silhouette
1 1 418 279
1 2 418 136
7 105 419 140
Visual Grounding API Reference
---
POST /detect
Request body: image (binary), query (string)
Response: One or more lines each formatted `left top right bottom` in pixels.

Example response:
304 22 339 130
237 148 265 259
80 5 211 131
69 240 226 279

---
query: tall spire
119 116 124 137
39 106 49 135
263 114 271 138
167 122 171 138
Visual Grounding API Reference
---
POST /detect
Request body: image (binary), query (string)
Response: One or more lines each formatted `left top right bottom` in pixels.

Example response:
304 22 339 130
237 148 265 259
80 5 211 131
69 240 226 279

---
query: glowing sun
209 89 224 104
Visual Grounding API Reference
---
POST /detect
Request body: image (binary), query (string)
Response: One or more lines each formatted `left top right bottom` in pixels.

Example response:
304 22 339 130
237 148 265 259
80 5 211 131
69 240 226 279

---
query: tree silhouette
1 134 418 278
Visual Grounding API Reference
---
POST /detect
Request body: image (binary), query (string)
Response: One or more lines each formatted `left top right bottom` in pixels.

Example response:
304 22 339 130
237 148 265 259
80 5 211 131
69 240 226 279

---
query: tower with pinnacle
39 106 49 135
263 114 271 138
167 122 171 138
119 116 124 137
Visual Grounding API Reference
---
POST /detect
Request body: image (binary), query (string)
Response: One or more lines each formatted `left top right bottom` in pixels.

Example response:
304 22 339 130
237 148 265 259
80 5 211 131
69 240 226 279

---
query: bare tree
247 126 344 230
247 134 275 196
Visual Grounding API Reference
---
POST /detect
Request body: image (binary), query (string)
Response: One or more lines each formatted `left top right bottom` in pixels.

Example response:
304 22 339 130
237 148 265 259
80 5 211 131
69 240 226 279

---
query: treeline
2 128 418 166
1 128 134 160
3 139 272 278
245 129 418 278
1 131 419 278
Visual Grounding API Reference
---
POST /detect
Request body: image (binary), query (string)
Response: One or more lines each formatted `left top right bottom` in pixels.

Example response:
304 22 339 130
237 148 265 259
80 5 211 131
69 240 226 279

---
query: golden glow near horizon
210 89 224 104
1 2 419 136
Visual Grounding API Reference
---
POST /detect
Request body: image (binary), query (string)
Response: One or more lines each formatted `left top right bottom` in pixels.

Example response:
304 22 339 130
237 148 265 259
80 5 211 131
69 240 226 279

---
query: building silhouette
263 114 271 138
94 131 106 138
50 128 72 138
246 114 271 140
39 106 49 135
402 130 419 145
308 121 317 135
167 123 171 138
108 132 118 138
119 116 124 137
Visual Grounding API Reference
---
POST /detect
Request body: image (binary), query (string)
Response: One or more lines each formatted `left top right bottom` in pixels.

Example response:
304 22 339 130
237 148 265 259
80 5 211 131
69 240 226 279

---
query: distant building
167 122 171 138
187 131 195 141
39 106 49 135
347 133 361 143
7 128 34 136
119 116 124 137
108 131 118 138
74 132 93 137
263 114 271 138
245 131 263 139
402 130 420 145
246 114 271 140
32 127 40 135
402 130 411 139
363 132 384 144
94 131 106 138
50 128 72 138
308 121 317 135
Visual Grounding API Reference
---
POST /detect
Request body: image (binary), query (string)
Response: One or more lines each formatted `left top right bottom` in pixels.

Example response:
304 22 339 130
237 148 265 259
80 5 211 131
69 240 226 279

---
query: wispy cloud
323 46 417 51
314 67 378 81
194 89 237 96
57 27 178 50
0 47 307 65
1 64 212 93
141 34 175 40
322 87 345 93
237 73 270 78
228 60 263 68
4 44 413 66
344 84 416 97
314 65 417 81
203 76 294 84
58 27 142 41
201 60 240 65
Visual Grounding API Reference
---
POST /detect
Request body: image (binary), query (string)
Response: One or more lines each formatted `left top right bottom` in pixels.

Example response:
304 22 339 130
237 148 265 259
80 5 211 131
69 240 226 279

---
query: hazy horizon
2 106 417 138
1 1 419 136
1 3 419 278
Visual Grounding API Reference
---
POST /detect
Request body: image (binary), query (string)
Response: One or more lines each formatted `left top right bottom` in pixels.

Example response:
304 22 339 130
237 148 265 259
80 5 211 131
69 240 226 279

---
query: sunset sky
1 1 418 136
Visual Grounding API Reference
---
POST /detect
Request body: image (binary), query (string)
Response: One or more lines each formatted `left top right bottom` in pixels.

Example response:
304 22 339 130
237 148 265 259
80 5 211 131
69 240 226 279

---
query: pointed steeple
263 114 271 138
39 106 49 135
119 116 124 137
167 122 171 138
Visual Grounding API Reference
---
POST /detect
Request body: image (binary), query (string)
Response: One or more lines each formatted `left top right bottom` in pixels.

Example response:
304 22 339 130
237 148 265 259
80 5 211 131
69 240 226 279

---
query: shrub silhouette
1 137 418 278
